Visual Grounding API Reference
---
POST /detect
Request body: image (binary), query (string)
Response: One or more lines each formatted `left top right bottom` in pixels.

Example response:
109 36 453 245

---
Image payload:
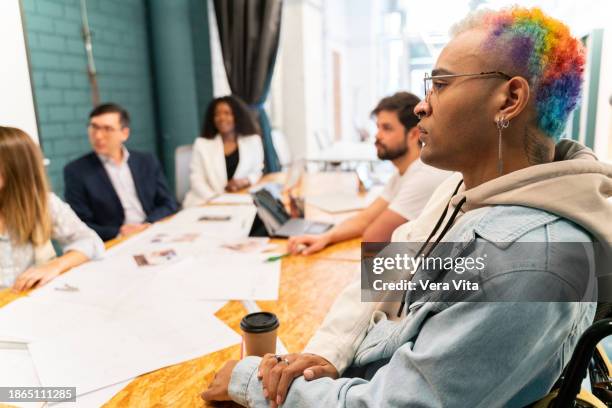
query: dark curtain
213 0 283 173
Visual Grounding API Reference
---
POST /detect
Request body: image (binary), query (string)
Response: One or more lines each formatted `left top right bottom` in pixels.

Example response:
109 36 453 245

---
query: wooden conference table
0 172 367 407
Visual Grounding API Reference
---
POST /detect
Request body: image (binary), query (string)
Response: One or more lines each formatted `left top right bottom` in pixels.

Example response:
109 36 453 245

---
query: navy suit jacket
64 150 178 241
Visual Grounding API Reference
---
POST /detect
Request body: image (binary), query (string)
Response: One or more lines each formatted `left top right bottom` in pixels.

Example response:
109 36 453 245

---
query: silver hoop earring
496 116 510 175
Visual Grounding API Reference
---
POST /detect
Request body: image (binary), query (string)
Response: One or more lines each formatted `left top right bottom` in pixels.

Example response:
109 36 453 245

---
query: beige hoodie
304 140 612 373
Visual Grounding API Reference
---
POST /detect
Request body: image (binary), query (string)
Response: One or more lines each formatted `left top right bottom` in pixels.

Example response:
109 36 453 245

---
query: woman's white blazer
183 134 264 207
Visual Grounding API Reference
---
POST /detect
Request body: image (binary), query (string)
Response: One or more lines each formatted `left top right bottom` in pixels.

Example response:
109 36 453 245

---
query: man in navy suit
64 103 178 241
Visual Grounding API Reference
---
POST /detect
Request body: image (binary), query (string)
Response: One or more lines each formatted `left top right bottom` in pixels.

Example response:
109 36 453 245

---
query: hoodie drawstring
396 180 466 317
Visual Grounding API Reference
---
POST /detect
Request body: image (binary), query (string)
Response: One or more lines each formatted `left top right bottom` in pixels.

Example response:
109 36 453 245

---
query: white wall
0 0 39 144
594 29 612 162
322 0 347 142
302 0 325 156
269 0 325 159
323 1 355 142
344 0 385 141
270 0 385 158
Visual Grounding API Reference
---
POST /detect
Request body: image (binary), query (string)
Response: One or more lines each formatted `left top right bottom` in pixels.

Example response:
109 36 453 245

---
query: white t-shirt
380 159 452 221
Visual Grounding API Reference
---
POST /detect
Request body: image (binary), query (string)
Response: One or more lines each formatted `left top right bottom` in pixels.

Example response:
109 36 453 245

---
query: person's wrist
46 258 65 275
308 353 331 364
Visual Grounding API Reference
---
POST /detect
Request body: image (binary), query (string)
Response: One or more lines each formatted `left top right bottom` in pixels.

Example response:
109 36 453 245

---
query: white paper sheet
144 252 281 301
0 346 44 408
103 223 216 259
218 237 273 253
114 279 226 317
0 297 112 343
209 193 253 205
28 256 157 309
0 346 40 386
0 205 259 399
28 301 241 396
50 379 132 408
168 205 257 238
104 208 257 260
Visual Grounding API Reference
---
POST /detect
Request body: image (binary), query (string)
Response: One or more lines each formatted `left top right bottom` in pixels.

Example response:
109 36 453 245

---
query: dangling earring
496 116 510 175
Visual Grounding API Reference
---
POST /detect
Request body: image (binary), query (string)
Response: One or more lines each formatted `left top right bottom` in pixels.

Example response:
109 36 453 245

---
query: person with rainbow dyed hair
203 7 612 407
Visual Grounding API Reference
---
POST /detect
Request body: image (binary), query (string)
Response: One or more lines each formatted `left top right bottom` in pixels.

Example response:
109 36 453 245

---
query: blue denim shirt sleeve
229 301 594 408
229 356 267 407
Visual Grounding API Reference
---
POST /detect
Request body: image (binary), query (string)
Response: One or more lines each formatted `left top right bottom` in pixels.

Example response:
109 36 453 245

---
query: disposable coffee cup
240 312 279 357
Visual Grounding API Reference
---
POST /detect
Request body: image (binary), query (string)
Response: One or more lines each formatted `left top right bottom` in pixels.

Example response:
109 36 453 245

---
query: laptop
250 186 333 238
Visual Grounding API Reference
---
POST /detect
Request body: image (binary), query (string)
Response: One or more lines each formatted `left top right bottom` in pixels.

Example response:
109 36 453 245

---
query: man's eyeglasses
423 71 512 102
87 123 122 134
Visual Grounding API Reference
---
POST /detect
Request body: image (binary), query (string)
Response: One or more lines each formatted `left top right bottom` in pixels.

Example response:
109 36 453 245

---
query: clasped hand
202 353 338 407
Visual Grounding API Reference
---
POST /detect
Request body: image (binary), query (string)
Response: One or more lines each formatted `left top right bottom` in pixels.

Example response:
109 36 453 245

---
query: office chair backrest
175 144 193 204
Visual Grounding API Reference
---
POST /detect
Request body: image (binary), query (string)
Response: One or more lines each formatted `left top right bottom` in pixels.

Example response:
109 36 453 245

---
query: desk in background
306 141 378 171
306 141 378 164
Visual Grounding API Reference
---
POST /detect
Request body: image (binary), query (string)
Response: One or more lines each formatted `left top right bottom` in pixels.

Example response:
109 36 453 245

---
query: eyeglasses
87 123 122 134
423 71 512 103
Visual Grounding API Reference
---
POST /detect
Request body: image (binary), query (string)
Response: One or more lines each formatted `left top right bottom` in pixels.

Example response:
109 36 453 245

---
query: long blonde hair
0 127 52 245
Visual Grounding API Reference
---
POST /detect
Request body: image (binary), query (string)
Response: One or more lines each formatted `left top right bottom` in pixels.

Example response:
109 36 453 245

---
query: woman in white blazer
183 95 264 207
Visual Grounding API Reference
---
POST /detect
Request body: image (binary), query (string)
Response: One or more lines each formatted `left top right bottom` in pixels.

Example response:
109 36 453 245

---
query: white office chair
175 144 193 204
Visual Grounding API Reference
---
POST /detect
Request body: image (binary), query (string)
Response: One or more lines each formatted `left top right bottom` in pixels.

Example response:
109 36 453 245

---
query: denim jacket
228 205 597 407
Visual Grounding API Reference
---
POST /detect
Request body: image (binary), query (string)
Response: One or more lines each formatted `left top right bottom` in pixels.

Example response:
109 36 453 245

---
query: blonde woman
0 127 104 291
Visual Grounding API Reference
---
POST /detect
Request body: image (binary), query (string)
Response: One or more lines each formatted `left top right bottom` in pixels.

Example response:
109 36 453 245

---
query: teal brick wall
147 0 214 189
22 0 158 195
190 0 215 126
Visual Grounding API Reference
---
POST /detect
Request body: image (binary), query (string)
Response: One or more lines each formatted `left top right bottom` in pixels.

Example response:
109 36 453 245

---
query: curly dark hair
200 95 261 139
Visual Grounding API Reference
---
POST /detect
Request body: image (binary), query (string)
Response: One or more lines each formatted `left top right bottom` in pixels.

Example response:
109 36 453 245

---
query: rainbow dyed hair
451 7 585 139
